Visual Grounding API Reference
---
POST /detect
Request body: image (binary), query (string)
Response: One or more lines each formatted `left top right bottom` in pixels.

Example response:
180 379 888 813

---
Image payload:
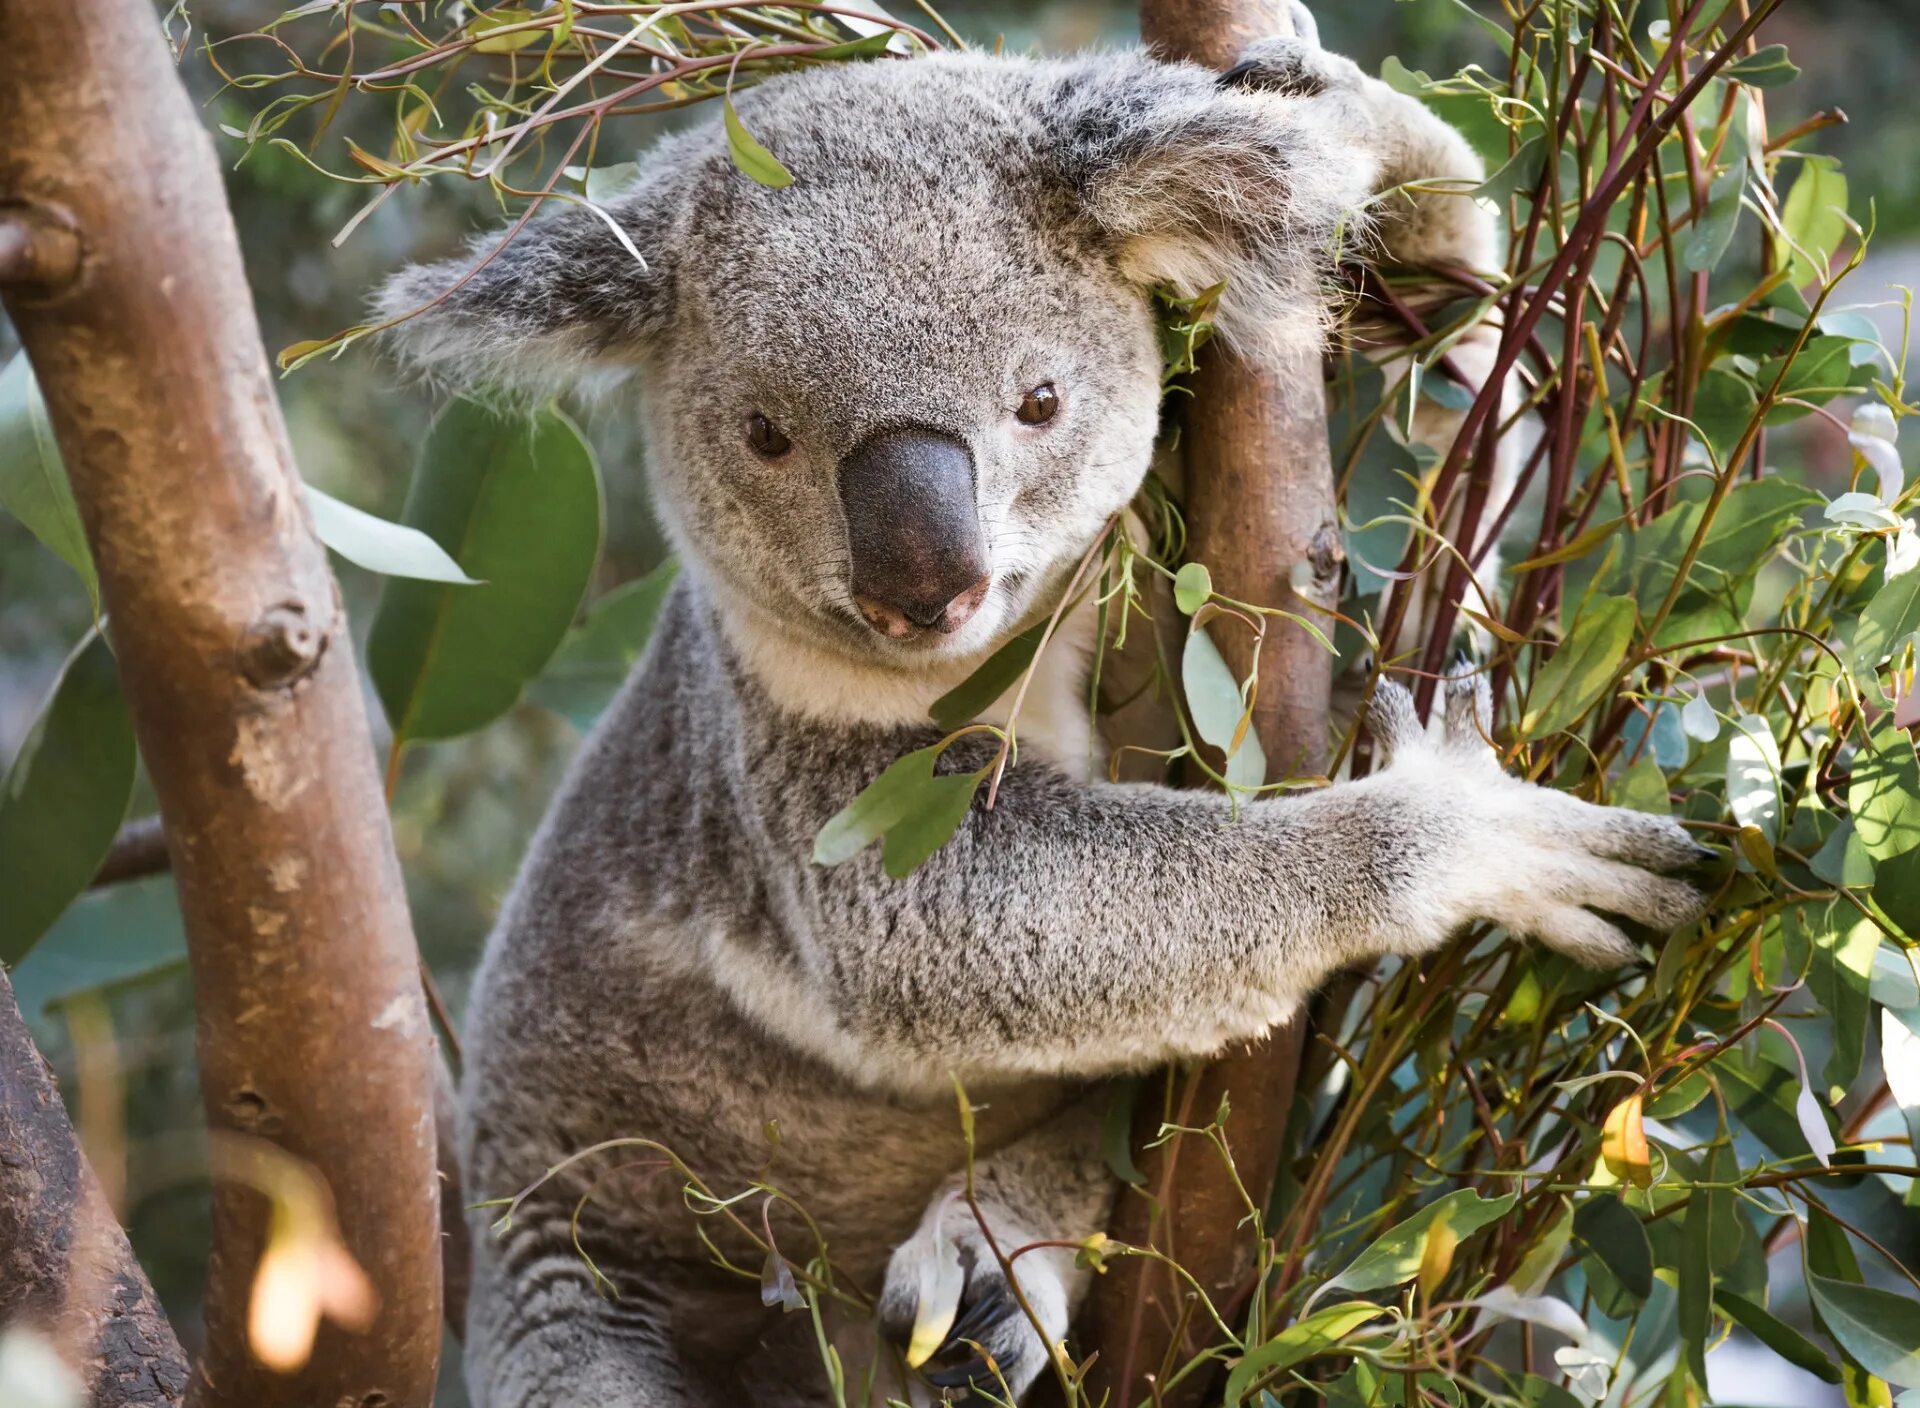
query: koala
378 18 1707 1408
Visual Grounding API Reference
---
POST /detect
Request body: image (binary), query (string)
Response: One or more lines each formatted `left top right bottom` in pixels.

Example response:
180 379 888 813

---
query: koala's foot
878 1192 1069 1404
1357 672 1710 967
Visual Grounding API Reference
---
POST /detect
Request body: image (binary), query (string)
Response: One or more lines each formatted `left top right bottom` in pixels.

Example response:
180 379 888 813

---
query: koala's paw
1361 672 1710 968
878 1196 1066 1405
1219 16 1361 98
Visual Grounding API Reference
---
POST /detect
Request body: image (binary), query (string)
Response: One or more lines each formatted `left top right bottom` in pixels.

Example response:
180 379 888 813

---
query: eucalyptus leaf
1572 1194 1652 1303
881 772 982 879
366 399 602 746
1774 159 1849 288
1223 1303 1386 1405
1615 754 1671 815
0 352 96 609
1726 714 1783 846
814 745 942 866
928 624 1043 730
1852 570 1920 680
1716 1290 1843 1382
1326 1189 1516 1293
526 559 679 730
304 485 478 584
0 632 136 966
1522 595 1635 738
1182 623 1266 792
1807 1274 1920 1389
724 95 794 189
1723 43 1799 87
1174 562 1212 615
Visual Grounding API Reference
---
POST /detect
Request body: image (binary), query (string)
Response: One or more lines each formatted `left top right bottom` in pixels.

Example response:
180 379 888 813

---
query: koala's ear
1048 55 1378 358
376 186 676 395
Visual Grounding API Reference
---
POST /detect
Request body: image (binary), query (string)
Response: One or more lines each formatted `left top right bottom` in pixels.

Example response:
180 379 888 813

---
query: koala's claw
1358 679 1709 969
916 1277 1025 1400
879 1203 1066 1406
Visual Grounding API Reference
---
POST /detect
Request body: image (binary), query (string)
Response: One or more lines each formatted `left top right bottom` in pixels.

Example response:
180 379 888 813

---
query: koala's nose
838 428 989 639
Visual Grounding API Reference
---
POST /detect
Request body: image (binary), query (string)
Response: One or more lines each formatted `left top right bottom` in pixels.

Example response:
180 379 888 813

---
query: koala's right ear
376 186 676 395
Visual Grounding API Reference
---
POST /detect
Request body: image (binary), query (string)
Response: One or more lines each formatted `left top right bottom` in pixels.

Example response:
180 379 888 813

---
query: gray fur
379 32 1702 1408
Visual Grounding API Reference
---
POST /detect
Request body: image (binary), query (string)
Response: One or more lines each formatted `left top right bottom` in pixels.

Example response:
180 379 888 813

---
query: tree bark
0 969 188 1407
0 4 445 1406
1080 3 1342 1404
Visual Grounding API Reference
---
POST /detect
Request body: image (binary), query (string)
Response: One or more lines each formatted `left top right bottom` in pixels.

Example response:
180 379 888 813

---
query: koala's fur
379 25 1704 1408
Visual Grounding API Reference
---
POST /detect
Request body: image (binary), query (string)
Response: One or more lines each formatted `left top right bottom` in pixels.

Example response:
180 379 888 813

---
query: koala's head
381 50 1378 668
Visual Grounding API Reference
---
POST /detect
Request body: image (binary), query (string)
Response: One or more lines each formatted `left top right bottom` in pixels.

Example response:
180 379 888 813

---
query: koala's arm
766 681 1701 1084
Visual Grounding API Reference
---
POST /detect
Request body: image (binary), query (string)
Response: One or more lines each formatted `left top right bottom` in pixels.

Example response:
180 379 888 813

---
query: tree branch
0 3 444 1404
90 818 171 890
1079 3 1341 1404
0 967 188 1406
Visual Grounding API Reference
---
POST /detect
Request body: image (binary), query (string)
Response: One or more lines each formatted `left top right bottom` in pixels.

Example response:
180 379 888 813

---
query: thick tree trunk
1080 3 1342 1404
0 970 188 1408
0 4 444 1406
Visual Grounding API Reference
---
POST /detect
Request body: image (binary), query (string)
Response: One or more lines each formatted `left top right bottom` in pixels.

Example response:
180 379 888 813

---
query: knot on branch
0 203 82 300
240 602 327 690
1298 518 1345 603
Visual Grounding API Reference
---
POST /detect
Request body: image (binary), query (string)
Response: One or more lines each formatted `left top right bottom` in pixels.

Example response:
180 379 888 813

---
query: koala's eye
1016 384 1059 426
746 413 792 458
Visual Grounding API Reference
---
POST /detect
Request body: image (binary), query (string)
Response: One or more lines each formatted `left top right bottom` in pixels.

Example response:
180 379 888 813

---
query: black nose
837 428 988 638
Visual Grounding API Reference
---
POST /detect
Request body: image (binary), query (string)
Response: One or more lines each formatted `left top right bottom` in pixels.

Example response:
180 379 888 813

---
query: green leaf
1521 595 1635 738
1851 571 1920 681
468 6 541 52
1726 714 1784 846
1182 623 1266 792
1572 1193 1653 1303
0 352 97 609
1173 562 1212 616
526 559 679 730
0 632 136 966
1808 905 1879 1099
1774 158 1850 288
1848 728 1920 931
928 624 1043 730
1327 1189 1517 1293
1679 1140 1734 1383
1716 1290 1843 1383
1690 369 1759 467
1683 105 1748 273
1724 43 1800 87
1100 1079 1145 1185
366 399 602 745
1615 754 1671 815
305 485 478 584
7 874 187 1021
814 745 942 865
809 30 896 60
582 160 640 204
881 771 981 879
724 95 794 189
1809 818 1877 889
1224 1303 1387 1405
1807 1275 1920 1389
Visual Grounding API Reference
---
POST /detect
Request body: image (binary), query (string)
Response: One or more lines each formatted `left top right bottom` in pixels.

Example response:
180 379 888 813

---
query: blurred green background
0 2 1913 1402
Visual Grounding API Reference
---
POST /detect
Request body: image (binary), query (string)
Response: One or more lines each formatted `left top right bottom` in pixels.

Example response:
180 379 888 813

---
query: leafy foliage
2 2 1918 1405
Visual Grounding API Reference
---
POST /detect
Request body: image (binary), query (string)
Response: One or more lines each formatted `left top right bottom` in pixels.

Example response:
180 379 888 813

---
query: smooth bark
1080 2 1341 1403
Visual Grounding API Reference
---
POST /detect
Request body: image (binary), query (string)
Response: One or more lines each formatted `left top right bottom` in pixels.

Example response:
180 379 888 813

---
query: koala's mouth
853 573 993 642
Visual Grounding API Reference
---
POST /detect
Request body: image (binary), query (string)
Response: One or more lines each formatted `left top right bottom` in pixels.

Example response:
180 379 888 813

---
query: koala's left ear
1047 54 1380 358
375 182 678 395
